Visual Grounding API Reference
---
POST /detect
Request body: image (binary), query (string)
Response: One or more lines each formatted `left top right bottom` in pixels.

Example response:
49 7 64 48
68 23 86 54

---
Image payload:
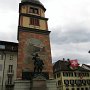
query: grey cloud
0 0 20 11
53 53 90 64
0 28 17 42
51 27 90 45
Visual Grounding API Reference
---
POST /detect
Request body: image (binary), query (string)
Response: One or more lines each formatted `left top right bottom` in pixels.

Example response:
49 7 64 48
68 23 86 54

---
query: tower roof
22 0 42 5
21 0 46 11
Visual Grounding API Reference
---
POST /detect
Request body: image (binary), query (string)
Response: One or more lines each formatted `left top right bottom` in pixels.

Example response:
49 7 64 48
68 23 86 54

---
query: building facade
0 41 18 90
53 60 90 90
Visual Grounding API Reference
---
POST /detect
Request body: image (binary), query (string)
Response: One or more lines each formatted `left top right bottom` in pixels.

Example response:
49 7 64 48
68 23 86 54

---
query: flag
69 60 79 68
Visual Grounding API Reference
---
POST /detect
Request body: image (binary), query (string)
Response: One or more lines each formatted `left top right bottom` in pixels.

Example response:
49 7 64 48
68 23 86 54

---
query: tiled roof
0 40 18 52
0 40 18 45
82 64 90 68
53 60 90 72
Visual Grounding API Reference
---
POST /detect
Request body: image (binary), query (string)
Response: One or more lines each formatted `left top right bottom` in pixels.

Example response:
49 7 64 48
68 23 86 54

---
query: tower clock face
24 38 46 64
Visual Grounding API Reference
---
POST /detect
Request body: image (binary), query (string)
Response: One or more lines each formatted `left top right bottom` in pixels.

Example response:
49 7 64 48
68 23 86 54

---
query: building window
30 7 39 14
0 53 3 60
63 72 68 77
35 18 39 26
30 18 34 25
82 80 86 85
57 73 60 78
54 74 56 79
69 72 73 77
77 88 80 90
86 73 89 77
10 55 13 60
64 80 69 86
87 80 90 85
85 87 88 90
74 72 77 77
75 80 81 86
8 65 13 73
0 64 2 71
58 80 61 86
72 88 75 90
70 80 74 85
30 18 39 26
63 72 65 76
34 8 39 14
0 45 5 49
66 88 69 90
81 88 84 90
8 76 12 84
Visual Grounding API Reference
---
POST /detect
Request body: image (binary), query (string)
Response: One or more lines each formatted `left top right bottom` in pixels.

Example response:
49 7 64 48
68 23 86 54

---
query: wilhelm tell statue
32 53 44 73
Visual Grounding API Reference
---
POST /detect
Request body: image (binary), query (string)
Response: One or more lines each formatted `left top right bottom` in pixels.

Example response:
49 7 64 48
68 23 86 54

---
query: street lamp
88 50 90 53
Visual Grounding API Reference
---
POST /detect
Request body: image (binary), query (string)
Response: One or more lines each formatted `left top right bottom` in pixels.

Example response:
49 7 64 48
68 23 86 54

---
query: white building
0 41 18 90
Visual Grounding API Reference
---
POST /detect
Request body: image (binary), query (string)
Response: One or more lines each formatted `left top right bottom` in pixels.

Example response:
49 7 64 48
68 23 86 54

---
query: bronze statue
32 53 44 73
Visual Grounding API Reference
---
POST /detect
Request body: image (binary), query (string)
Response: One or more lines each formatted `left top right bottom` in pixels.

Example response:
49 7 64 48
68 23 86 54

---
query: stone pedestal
46 79 57 90
14 80 30 90
31 79 47 90
14 79 57 90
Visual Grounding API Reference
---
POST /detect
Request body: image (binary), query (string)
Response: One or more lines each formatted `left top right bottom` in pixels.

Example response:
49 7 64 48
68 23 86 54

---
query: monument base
14 79 57 90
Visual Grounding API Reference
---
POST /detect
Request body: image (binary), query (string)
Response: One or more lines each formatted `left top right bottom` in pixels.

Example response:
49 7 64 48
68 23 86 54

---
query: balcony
5 81 14 87
7 70 14 76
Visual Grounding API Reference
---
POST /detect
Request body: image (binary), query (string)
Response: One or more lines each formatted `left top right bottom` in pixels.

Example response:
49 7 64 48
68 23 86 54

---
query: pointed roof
21 0 46 11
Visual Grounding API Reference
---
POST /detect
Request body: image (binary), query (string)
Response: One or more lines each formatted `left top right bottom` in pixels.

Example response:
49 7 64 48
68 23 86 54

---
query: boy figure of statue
32 53 44 73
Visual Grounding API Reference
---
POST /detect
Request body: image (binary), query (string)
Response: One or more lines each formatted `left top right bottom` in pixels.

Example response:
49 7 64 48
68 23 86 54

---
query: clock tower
17 0 53 79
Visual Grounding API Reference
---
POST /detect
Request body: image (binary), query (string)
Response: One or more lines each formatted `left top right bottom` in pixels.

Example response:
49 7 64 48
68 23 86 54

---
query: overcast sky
0 0 90 64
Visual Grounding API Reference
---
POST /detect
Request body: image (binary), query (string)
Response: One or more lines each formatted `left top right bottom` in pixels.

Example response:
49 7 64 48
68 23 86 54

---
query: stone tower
17 0 53 80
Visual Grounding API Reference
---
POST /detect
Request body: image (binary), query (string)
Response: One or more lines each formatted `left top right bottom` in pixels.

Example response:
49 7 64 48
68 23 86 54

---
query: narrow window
54 74 56 79
10 55 13 60
30 18 34 25
34 8 39 14
34 18 39 26
72 88 75 90
0 53 3 60
8 76 12 84
85 87 88 90
30 7 34 13
0 64 2 71
81 88 84 90
9 65 13 72
58 80 61 86
77 88 80 90
66 88 69 90
30 18 39 26
30 7 39 14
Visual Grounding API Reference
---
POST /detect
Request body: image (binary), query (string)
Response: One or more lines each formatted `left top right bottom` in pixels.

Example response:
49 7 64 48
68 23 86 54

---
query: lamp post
88 50 90 53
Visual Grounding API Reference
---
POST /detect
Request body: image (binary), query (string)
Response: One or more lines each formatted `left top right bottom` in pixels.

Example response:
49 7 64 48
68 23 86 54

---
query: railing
5 81 14 86
7 70 14 76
